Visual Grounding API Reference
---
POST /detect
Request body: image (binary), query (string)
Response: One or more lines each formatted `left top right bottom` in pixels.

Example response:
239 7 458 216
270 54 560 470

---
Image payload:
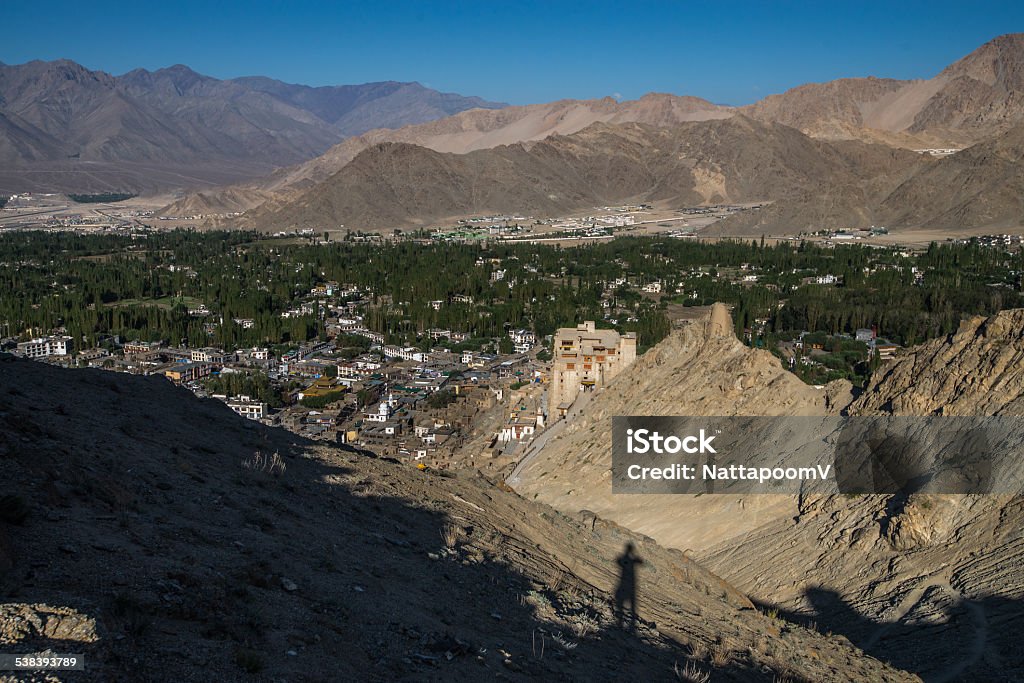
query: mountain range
5 34 1024 233
0 60 504 194
242 116 928 232
163 33 1024 233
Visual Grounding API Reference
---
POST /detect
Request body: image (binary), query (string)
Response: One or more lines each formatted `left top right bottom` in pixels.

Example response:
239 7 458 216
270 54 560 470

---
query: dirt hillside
508 303 846 551
0 353 913 682
244 117 926 232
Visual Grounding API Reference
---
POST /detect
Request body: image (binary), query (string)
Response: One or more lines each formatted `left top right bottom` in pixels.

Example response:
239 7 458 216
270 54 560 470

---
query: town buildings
548 321 636 419
225 395 268 421
123 340 162 355
16 335 71 359
162 362 211 384
190 347 226 364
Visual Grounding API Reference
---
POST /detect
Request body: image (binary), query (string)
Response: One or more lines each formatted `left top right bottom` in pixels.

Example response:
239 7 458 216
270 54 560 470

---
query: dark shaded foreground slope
0 355 915 682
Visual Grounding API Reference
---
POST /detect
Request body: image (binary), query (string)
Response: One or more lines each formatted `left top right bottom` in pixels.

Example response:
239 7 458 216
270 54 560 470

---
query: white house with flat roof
16 335 71 359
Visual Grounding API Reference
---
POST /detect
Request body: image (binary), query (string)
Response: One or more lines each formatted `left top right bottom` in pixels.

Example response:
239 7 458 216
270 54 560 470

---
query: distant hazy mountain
0 60 505 194
231 76 506 137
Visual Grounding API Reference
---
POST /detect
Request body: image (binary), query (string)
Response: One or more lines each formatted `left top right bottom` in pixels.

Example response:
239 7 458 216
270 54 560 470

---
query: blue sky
3 1 1023 105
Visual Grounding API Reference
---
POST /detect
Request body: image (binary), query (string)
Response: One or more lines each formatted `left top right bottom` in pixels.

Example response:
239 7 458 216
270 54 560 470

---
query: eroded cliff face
701 308 1024 681
510 304 844 552
851 309 1024 417
515 304 1024 681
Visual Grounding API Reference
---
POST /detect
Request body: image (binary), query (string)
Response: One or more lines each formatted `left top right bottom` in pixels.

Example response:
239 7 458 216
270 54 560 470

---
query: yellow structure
548 321 636 419
298 376 344 400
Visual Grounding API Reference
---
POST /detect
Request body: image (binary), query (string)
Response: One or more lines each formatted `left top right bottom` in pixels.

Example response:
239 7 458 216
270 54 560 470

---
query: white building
510 329 536 347
191 347 226 364
226 396 267 421
498 410 544 442
364 393 398 423
16 335 71 359
382 345 425 362
855 328 875 343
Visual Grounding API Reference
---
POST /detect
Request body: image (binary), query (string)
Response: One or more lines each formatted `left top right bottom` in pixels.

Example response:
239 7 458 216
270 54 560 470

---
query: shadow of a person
614 542 643 632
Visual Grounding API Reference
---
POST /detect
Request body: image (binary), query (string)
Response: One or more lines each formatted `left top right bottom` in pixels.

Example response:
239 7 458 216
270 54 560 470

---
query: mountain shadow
756 583 1024 682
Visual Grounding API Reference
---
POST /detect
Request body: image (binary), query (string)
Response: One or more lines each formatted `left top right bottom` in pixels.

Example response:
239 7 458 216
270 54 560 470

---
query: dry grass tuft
441 522 460 550
711 643 732 667
242 450 286 476
674 660 711 682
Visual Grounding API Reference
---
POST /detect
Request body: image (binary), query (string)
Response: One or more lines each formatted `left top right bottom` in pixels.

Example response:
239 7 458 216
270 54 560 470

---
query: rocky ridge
241 116 927 232
512 303 1024 681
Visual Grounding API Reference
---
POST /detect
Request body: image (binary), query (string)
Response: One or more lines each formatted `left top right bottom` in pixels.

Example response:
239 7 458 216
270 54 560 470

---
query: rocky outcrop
0 604 97 646
510 305 841 552
513 305 1024 681
706 302 733 337
698 307 1024 681
851 309 1024 416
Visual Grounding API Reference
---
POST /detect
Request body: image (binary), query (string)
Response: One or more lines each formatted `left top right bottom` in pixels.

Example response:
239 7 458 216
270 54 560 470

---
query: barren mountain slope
159 186 278 218
508 304 845 552
0 60 503 194
875 123 1024 230
697 309 1024 682
0 354 913 682
244 116 926 232
159 93 734 216
908 33 1024 136
742 33 1024 146
741 77 913 137
0 61 339 191
269 93 735 188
